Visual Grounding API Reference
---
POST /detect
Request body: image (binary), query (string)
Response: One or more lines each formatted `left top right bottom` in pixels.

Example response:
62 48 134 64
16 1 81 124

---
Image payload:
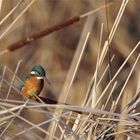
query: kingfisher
19 66 83 114
19 65 50 100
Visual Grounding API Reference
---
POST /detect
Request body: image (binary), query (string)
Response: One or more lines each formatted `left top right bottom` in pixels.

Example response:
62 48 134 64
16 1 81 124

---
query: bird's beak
36 76 51 85
44 77 51 85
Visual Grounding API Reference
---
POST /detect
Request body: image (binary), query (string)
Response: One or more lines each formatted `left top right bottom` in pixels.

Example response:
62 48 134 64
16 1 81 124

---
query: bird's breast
21 76 43 98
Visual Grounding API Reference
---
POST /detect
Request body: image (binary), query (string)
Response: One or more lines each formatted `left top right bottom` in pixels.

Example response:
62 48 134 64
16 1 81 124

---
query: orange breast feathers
21 77 40 98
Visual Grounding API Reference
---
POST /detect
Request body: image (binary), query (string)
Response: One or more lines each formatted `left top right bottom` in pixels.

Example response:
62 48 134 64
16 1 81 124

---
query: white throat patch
30 71 36 75
36 76 44 80
30 71 44 80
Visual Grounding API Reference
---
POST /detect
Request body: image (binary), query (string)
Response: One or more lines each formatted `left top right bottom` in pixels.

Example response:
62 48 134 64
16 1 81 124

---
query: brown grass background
0 0 140 140
0 0 139 119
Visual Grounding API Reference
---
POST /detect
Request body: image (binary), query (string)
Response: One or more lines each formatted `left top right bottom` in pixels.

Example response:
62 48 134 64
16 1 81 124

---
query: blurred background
0 0 139 106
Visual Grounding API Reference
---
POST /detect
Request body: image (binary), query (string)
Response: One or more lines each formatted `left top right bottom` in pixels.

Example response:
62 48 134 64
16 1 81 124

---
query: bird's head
30 65 51 84
31 65 46 77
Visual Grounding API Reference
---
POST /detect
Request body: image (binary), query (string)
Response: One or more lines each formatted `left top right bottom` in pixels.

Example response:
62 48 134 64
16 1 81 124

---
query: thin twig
0 65 6 91
91 23 104 108
0 0 24 26
0 0 3 14
0 0 35 40
115 54 140 106
94 41 140 107
6 59 22 100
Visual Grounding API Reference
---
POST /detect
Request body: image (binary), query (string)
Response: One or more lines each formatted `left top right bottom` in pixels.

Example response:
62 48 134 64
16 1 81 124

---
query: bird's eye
37 72 41 75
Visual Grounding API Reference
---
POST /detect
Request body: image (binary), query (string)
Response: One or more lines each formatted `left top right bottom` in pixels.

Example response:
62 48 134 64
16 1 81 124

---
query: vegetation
0 0 139 139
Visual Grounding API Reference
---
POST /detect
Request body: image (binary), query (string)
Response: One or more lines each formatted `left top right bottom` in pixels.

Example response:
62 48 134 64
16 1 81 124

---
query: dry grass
0 0 139 140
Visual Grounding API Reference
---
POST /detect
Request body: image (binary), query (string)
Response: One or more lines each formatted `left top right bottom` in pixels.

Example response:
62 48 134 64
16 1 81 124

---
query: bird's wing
18 75 29 91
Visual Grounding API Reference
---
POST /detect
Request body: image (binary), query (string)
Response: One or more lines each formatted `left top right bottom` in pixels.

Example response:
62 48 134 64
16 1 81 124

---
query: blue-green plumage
19 74 28 91
19 65 47 99
31 65 46 77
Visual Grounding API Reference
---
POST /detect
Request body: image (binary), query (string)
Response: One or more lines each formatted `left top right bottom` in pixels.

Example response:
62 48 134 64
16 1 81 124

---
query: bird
19 66 82 114
19 65 50 100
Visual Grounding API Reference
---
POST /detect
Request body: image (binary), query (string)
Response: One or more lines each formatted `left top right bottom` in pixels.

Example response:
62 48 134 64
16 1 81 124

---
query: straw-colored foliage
0 0 139 140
